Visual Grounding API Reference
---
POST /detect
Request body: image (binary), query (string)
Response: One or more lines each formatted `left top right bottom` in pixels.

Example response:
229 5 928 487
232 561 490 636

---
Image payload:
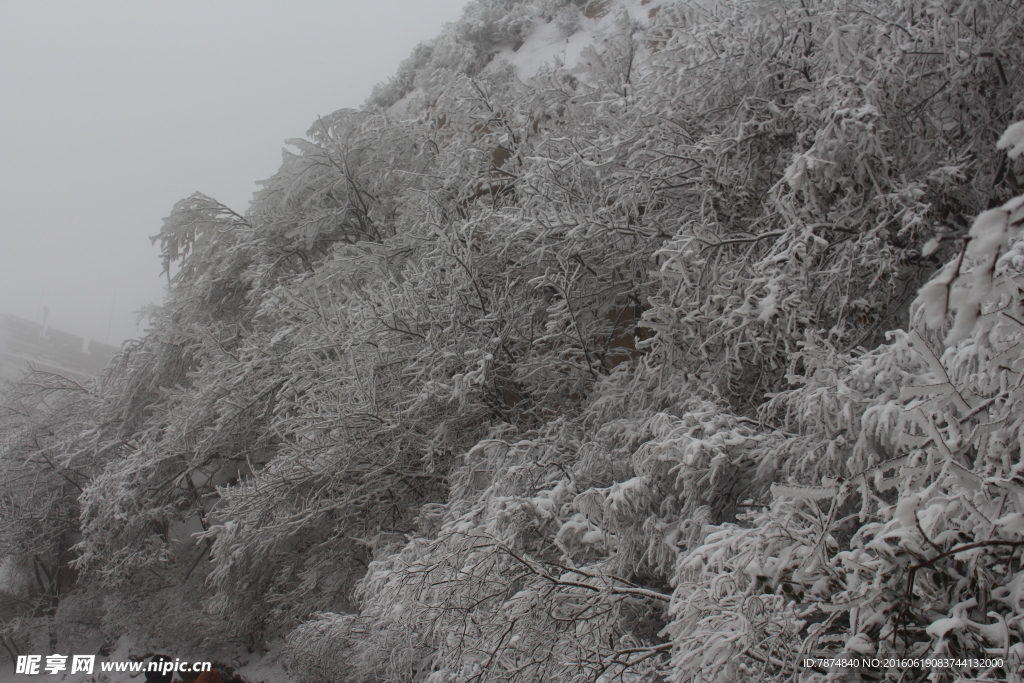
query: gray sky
0 0 467 345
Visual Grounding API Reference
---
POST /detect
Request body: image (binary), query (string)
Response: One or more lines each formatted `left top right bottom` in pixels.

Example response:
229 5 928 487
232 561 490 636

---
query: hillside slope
2 0 1024 681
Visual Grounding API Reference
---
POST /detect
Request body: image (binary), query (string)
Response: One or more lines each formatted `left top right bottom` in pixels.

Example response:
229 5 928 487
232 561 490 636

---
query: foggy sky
0 0 467 345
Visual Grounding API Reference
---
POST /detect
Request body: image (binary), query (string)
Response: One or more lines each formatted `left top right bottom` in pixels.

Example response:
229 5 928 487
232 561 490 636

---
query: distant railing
0 313 116 377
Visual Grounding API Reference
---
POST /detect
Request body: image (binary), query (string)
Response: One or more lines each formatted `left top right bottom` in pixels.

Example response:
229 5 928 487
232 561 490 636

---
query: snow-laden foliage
1 0 1023 680
0 373 101 657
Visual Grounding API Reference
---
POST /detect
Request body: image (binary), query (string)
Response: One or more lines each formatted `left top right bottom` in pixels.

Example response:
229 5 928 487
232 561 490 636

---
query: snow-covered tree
1 0 1022 680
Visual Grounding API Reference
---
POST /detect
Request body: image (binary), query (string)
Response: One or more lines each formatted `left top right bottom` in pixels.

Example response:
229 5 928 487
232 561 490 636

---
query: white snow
997 120 1024 159
388 87 427 118
484 0 669 81
482 17 594 80
925 617 965 638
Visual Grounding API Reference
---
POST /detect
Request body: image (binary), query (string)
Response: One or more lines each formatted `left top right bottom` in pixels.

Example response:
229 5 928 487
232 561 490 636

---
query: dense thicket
2 0 1023 680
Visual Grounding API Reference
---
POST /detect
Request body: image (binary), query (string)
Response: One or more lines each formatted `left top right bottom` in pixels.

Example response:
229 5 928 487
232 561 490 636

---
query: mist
0 0 467 345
